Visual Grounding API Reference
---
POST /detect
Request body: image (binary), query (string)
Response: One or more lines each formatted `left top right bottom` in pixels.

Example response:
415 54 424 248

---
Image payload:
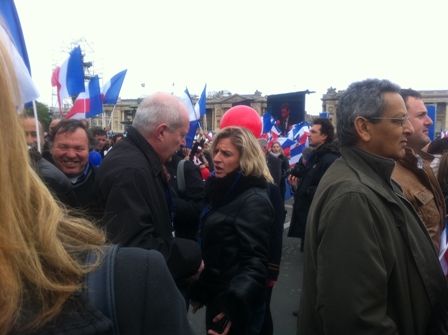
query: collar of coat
205 170 267 207
340 146 399 195
126 126 163 178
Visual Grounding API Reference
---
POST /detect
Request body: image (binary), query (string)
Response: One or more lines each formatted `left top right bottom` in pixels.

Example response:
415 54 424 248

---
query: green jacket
298 146 448 335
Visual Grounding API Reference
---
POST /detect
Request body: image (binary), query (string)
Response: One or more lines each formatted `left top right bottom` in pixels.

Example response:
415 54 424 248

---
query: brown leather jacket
392 148 446 253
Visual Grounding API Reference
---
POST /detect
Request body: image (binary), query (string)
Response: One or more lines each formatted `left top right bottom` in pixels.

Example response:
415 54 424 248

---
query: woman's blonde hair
0 33 105 334
212 126 273 183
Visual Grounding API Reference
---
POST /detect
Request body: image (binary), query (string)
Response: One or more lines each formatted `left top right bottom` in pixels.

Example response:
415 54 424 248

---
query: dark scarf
205 170 267 208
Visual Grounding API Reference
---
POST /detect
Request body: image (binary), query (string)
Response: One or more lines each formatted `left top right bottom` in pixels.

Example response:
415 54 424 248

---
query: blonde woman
191 127 274 335
0 30 191 335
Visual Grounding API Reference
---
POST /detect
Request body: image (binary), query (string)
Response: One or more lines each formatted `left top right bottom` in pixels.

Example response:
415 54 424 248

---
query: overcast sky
14 0 448 115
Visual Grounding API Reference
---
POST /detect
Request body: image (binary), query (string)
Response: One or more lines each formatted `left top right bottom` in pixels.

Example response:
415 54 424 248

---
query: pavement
188 198 304 335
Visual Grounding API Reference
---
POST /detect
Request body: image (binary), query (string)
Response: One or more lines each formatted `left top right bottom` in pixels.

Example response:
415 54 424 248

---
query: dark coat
266 183 286 281
191 172 273 334
28 149 75 205
70 165 102 220
21 248 193 335
298 147 448 335
277 153 290 201
96 127 201 281
288 142 340 238
266 153 282 187
166 154 205 240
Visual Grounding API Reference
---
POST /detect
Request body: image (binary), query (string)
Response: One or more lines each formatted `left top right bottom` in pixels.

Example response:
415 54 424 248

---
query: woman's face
213 138 240 178
271 142 281 153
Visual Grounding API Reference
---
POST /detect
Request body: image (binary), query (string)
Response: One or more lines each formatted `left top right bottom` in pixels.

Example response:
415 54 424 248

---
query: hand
207 312 232 335
288 175 298 186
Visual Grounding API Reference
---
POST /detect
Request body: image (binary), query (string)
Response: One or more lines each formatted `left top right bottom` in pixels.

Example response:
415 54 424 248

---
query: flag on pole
182 88 197 148
0 0 39 105
0 0 30 71
52 46 85 110
102 69 127 105
65 75 102 119
0 22 38 105
182 86 207 148
195 84 207 118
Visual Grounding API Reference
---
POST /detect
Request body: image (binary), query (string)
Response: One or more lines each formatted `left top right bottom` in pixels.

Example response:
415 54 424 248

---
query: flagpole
108 104 117 130
31 100 41 152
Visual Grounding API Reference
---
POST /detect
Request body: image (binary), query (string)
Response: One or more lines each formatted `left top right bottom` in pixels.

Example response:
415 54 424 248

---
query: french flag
288 122 310 165
51 46 85 111
102 69 127 105
65 75 102 120
0 0 39 105
182 88 197 148
182 85 206 148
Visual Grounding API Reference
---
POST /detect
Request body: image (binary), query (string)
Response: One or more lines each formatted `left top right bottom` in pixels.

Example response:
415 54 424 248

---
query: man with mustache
392 89 446 253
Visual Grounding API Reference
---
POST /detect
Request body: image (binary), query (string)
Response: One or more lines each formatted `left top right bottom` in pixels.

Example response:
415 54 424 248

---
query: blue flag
0 0 31 72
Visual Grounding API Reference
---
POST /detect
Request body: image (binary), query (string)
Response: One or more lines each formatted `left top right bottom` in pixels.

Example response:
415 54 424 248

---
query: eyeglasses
368 115 409 127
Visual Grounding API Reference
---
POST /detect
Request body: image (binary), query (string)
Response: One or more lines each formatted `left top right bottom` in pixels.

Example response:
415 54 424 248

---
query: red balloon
219 105 262 138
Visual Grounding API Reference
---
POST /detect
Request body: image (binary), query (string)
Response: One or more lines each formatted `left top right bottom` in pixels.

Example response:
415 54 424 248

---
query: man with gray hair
298 79 448 334
97 92 202 286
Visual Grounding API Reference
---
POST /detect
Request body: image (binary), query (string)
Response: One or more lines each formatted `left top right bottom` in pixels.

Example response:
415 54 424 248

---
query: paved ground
188 199 304 335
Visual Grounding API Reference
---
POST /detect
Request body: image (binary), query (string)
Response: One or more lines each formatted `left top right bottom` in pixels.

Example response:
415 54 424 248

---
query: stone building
88 92 268 133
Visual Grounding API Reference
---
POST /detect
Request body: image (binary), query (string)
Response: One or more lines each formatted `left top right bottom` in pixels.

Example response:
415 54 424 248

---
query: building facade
87 93 268 134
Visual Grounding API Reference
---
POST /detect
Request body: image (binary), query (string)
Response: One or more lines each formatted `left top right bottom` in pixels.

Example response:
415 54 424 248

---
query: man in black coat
288 118 340 249
96 92 202 285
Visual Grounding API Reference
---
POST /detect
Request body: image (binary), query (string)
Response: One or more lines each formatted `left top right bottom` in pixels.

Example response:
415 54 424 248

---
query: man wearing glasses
392 89 446 253
298 79 448 334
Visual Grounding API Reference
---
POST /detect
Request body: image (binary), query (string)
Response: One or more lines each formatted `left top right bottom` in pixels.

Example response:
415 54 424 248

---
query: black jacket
166 154 205 240
288 142 340 238
21 248 193 335
191 172 273 332
96 127 201 281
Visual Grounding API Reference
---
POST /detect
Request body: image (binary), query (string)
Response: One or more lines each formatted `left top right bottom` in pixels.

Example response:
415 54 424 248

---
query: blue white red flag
0 22 38 105
267 121 309 166
182 88 200 148
102 69 127 105
195 84 207 118
65 75 102 119
0 0 30 71
52 46 85 110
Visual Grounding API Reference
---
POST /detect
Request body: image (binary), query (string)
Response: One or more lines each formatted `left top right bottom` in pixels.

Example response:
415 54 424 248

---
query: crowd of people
2 29 448 335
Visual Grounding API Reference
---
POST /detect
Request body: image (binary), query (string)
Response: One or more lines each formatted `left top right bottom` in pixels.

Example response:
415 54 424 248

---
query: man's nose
25 134 35 145
404 119 414 135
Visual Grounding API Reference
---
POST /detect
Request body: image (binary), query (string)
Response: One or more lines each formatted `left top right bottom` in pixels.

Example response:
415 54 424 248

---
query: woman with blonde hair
0 28 191 335
191 126 274 335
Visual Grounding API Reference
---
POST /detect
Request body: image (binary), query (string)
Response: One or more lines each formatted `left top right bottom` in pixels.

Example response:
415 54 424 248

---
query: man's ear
354 116 372 143
154 123 169 141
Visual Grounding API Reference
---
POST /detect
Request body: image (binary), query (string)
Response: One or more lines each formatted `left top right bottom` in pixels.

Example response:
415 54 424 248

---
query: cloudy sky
14 0 448 114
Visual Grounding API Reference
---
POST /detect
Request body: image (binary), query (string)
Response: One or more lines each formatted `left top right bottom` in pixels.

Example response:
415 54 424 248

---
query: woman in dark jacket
191 127 274 335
